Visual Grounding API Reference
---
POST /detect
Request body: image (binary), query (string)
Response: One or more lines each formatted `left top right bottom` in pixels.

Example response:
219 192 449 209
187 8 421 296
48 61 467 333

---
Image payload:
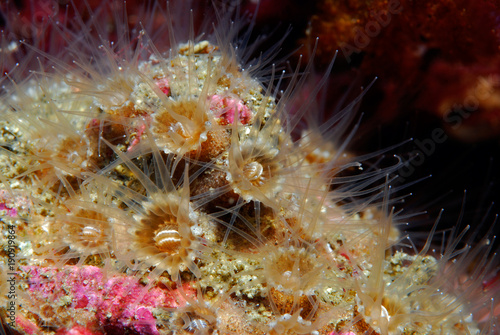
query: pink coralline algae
0 202 17 217
209 95 252 125
56 325 103 335
0 190 24 217
19 266 195 334
1 2 497 334
127 123 148 152
155 78 171 96
14 314 40 335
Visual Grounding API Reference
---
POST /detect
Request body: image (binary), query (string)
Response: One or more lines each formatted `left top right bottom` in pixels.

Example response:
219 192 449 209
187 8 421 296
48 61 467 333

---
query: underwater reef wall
0 1 498 334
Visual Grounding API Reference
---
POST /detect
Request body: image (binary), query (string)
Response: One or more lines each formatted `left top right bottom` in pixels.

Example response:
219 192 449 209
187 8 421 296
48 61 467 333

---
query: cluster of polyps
0 2 497 334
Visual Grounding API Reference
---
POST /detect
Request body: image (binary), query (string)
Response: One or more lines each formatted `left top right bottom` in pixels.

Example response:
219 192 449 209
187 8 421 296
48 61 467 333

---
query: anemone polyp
262 244 327 295
149 40 260 159
3 104 95 192
232 147 283 192
226 125 290 209
246 234 345 325
58 208 113 254
102 170 204 282
131 193 199 279
27 181 119 267
1 1 498 334
152 99 211 156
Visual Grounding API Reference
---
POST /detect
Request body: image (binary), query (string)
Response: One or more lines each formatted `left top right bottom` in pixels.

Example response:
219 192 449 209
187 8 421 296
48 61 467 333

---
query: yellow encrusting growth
0 2 496 335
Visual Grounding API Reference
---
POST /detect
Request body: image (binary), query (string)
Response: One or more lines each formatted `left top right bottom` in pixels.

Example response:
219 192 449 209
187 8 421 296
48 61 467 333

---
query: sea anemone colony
0 1 498 334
